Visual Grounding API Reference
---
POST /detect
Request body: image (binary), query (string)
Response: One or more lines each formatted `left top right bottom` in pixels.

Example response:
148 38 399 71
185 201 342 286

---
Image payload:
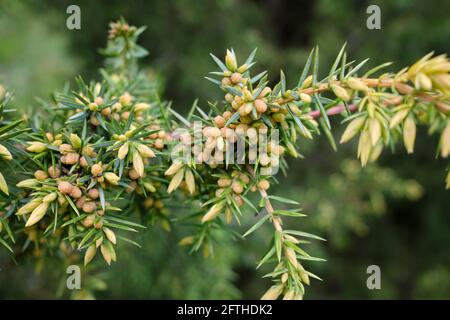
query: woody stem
308 103 358 119
276 77 450 114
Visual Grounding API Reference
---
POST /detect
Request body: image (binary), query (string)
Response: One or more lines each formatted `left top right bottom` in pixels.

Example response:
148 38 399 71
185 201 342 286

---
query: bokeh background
0 0 449 299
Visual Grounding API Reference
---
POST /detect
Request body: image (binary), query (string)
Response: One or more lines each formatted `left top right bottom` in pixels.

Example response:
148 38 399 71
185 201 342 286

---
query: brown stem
276 77 449 114
275 78 393 105
308 103 357 119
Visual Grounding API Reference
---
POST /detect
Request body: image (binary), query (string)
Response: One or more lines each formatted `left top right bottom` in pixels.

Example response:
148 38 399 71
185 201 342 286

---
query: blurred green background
0 0 449 299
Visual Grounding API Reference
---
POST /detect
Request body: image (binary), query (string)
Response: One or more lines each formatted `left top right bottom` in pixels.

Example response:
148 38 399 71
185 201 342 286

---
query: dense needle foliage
0 19 449 299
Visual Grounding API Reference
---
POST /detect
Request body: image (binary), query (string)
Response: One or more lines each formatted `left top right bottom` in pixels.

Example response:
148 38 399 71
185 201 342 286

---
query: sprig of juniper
170 44 449 299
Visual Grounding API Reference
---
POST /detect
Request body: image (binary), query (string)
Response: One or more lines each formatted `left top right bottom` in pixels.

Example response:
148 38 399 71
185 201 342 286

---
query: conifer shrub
0 19 449 299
